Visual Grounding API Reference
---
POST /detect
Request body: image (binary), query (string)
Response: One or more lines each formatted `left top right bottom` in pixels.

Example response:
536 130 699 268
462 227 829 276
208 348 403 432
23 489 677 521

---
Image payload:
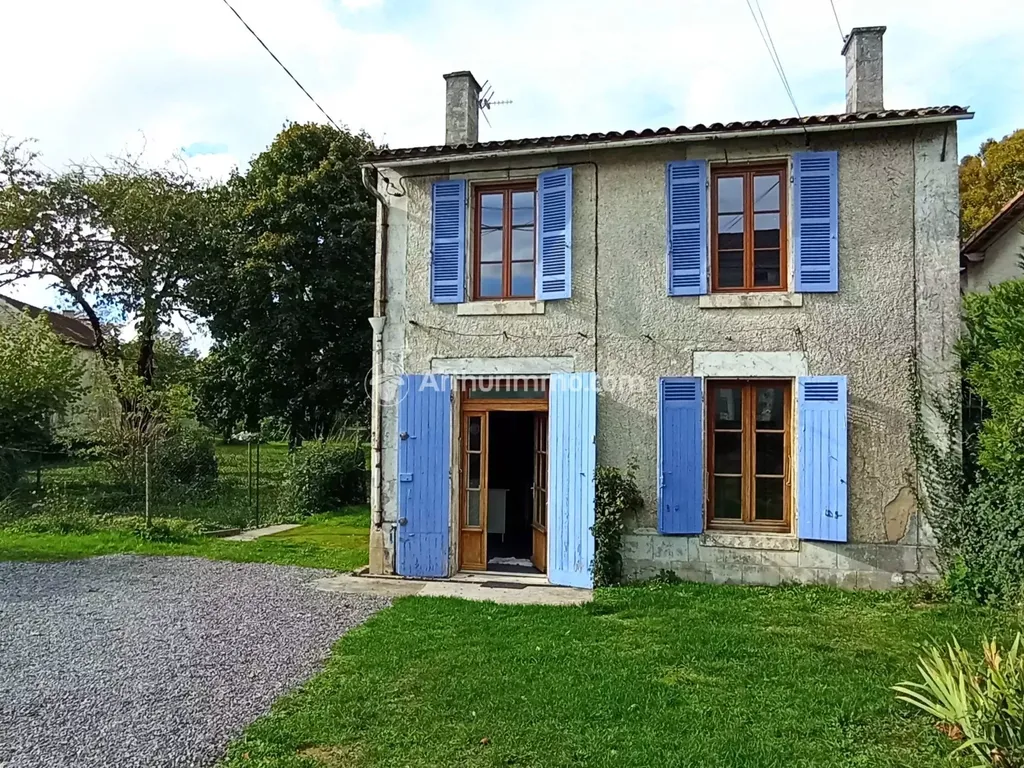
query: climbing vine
593 460 643 587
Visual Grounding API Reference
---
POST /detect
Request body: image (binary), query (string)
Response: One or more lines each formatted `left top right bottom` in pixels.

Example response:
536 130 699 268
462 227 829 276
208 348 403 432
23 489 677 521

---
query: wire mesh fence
0 440 285 534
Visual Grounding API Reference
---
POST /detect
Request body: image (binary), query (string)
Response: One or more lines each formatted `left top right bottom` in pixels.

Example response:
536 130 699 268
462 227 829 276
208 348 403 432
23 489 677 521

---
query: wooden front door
459 412 488 570
531 412 548 573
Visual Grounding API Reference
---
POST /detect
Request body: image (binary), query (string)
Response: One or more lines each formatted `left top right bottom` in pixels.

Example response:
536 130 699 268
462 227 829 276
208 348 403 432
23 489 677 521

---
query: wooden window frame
710 163 788 293
706 379 792 533
473 181 537 301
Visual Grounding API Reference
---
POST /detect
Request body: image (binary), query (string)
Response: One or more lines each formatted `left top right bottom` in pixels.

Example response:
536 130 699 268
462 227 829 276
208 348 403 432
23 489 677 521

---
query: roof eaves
961 189 1024 261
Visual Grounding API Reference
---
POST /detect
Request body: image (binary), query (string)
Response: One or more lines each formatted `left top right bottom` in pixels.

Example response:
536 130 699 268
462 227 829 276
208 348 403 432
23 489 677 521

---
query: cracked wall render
373 123 960 578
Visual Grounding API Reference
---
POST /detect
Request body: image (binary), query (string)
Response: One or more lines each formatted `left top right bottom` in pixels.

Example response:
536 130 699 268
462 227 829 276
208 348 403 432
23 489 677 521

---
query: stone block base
623 530 938 589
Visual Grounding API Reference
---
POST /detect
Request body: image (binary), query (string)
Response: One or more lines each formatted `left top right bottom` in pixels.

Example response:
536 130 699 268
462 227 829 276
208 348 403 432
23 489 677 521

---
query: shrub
10 487 99 534
153 422 218 498
942 478 1024 605
593 461 644 587
279 441 367 518
895 634 1024 767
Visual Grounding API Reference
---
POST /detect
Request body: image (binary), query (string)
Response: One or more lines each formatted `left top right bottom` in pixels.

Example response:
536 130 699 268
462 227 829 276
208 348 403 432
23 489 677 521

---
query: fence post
144 443 151 527
255 441 261 528
35 452 42 492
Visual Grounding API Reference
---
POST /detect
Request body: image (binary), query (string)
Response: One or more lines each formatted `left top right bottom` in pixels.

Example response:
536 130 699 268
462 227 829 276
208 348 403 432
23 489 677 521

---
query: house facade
962 189 1024 292
364 27 968 589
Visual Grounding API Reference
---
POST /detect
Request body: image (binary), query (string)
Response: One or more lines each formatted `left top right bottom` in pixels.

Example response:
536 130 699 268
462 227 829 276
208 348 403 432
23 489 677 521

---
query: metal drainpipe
362 165 389 533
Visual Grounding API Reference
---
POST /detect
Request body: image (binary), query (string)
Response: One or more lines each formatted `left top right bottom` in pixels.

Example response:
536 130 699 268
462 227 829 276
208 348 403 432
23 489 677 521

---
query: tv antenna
477 80 513 128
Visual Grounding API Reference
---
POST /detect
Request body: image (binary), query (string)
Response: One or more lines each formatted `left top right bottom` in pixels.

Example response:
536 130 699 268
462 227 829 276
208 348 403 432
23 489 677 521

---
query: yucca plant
894 634 1024 767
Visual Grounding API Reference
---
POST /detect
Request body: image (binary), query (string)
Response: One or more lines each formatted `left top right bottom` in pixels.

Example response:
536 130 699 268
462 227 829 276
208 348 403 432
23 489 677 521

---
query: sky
2 0 1023 346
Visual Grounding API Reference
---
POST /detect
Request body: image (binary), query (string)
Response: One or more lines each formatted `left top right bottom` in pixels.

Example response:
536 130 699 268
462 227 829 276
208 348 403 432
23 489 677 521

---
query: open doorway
459 382 548 575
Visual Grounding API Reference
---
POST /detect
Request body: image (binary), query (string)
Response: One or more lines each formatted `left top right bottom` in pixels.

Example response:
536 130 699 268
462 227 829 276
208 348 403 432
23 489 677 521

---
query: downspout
362 165 389 536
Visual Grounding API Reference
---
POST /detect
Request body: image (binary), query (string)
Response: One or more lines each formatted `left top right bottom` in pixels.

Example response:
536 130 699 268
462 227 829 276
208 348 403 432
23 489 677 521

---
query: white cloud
2 0 1022 345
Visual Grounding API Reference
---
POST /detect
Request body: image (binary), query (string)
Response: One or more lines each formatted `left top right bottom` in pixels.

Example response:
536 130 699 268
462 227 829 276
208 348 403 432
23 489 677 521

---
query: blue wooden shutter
536 168 573 300
397 374 452 577
666 160 707 296
797 376 848 542
658 377 704 534
430 180 465 303
794 151 839 292
548 372 596 588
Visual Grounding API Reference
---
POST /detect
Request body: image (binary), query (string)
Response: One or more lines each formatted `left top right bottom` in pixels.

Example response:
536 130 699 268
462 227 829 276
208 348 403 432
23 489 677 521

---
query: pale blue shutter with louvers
797 376 848 542
430 180 465 303
794 151 838 292
666 160 707 296
658 377 704 534
536 168 572 300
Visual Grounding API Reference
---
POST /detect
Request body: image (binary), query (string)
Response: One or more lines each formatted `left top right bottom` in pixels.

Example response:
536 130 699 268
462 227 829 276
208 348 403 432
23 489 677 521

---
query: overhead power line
217 0 343 132
744 0 804 122
828 0 846 43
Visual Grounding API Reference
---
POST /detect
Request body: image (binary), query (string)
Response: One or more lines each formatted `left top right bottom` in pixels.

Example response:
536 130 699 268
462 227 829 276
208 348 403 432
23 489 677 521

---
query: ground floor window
707 379 791 532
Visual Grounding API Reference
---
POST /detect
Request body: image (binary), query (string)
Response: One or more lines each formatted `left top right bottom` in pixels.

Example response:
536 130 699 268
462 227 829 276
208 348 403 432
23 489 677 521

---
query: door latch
398 517 408 526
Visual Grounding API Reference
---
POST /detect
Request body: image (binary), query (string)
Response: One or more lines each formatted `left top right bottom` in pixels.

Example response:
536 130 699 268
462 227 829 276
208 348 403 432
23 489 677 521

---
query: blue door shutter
666 160 707 296
397 374 452 577
797 376 848 542
658 377 704 534
548 372 596 588
536 168 573 300
430 180 465 303
794 151 839 293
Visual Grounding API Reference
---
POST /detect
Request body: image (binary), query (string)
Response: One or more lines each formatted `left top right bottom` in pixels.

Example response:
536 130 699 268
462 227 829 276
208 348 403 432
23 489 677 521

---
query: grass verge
0 507 369 571
221 583 1022 768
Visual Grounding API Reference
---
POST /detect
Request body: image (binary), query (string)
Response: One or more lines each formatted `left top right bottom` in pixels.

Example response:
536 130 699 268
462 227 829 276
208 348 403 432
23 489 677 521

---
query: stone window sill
699 531 799 551
456 300 545 316
698 292 803 309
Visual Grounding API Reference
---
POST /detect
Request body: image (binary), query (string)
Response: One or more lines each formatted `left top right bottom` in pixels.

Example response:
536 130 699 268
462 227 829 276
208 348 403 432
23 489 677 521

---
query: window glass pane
718 213 744 236
480 193 503 228
753 250 781 287
756 432 785 476
717 176 743 214
468 453 481 488
481 228 503 263
468 417 481 451
713 431 742 475
538 490 546 527
479 263 502 297
467 489 481 526
753 213 780 250
755 477 785 520
468 387 546 400
754 175 781 212
511 226 534 262
511 191 535 226
756 387 786 429
511 260 533 296
713 387 742 429
714 476 742 519
717 252 744 288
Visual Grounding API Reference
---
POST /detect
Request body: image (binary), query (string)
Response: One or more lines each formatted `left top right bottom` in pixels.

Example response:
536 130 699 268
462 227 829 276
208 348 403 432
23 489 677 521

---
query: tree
0 137 223 405
960 129 1024 240
121 331 200 394
192 123 376 441
0 312 82 493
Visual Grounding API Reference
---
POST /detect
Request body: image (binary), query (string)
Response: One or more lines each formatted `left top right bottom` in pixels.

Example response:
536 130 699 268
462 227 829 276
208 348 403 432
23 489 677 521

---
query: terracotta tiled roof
367 106 971 163
961 189 1024 260
0 295 97 347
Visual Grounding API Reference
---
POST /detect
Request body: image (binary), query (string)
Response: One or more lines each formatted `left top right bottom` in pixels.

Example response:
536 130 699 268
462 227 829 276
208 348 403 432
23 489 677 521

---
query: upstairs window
474 182 536 300
711 164 787 292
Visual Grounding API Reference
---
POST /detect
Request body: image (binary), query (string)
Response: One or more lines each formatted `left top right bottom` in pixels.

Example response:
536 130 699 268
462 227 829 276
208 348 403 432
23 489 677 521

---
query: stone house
362 26 968 589
961 189 1024 292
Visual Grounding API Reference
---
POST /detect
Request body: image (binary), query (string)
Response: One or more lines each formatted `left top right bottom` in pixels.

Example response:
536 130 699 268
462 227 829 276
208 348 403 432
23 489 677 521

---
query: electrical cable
217 0 344 132
744 0 805 125
828 0 846 43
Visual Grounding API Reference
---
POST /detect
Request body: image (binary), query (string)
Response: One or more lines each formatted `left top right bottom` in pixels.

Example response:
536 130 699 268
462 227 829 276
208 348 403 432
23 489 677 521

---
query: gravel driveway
0 556 389 768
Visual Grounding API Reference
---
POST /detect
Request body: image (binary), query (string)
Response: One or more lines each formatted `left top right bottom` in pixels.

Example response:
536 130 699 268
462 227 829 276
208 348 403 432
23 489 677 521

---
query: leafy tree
0 312 82 493
0 137 223 405
120 331 200 393
960 129 1024 240
192 123 375 441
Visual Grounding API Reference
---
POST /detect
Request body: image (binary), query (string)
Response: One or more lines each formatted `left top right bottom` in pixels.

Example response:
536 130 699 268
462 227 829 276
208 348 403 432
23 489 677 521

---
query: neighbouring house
363 26 967 589
961 189 1024 292
0 294 114 436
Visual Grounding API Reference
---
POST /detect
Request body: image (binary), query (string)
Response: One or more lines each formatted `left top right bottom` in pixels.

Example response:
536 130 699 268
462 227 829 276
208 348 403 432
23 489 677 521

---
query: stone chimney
842 26 886 113
443 71 481 146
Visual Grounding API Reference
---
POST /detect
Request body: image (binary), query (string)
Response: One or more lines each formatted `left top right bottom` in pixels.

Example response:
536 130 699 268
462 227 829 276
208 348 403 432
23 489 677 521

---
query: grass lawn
0 507 369 571
221 584 1022 768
